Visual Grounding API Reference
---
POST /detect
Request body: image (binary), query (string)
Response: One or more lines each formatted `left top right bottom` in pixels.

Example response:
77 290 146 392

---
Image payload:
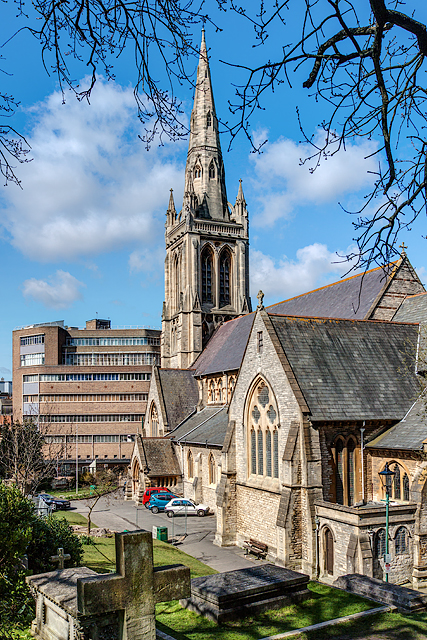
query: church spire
184 30 229 220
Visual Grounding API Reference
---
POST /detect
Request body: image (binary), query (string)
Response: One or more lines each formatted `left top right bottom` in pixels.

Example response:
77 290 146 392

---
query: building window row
23 395 39 403
65 336 160 346
380 461 410 501
45 434 135 444
28 372 151 382
21 353 45 366
20 334 45 346
62 352 160 366
38 393 147 403
207 375 236 404
40 414 143 423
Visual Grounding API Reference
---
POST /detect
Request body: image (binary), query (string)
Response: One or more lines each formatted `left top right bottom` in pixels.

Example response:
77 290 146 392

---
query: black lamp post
378 462 395 582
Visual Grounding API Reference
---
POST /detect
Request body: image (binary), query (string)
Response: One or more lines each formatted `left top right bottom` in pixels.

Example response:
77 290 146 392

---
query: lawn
48 484 119 500
52 510 94 527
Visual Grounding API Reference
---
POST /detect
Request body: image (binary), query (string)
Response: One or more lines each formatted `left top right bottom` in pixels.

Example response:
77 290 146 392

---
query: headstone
50 548 71 570
180 564 310 623
27 530 191 640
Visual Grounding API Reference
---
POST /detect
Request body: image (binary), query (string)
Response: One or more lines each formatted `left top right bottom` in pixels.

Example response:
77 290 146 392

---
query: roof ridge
266 262 396 309
267 312 419 325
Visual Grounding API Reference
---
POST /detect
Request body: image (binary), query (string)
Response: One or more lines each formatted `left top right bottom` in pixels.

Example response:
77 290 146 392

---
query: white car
164 498 210 518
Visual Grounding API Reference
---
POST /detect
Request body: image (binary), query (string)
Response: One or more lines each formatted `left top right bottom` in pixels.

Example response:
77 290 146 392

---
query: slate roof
267 265 393 320
192 313 255 376
157 368 199 430
137 436 182 477
168 406 229 447
268 314 420 422
367 396 427 451
393 293 427 323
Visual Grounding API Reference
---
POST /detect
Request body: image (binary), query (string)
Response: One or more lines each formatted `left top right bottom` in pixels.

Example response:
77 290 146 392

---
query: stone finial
399 242 407 256
257 290 265 310
235 179 245 204
50 547 71 570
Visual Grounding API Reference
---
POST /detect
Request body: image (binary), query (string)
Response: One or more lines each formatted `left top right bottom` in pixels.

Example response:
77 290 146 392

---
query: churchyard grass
52 510 93 526
48 483 118 500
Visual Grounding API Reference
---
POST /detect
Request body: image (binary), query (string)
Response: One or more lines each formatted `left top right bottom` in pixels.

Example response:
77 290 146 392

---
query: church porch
315 500 417 586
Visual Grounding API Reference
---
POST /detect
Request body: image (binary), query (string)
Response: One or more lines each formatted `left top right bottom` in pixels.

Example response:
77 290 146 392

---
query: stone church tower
161 31 252 369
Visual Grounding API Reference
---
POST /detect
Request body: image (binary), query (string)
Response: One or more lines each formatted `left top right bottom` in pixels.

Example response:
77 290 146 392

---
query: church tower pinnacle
161 32 252 369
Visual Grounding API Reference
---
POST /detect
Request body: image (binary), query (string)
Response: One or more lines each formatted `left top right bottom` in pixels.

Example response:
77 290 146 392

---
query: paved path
70 493 257 572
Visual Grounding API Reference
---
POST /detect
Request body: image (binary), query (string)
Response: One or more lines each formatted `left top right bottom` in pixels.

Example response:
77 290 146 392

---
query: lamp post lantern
379 462 395 583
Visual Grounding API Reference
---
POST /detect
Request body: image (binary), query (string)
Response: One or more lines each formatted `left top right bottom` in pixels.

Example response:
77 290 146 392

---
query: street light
378 462 395 583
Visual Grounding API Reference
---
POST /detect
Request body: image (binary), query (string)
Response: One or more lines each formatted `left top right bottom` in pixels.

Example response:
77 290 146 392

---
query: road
70 492 256 573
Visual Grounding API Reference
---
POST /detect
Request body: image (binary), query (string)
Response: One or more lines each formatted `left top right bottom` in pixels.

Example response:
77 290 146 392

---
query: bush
26 515 83 574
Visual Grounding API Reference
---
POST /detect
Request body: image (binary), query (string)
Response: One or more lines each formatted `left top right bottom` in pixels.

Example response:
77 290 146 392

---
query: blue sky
1 2 426 376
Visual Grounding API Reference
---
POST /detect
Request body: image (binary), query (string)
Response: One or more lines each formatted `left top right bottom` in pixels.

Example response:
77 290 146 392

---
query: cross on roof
400 242 408 254
50 547 71 570
257 290 265 310
77 530 190 640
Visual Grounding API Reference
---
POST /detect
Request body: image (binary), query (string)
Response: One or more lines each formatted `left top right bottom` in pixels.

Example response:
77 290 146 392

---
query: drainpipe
315 516 320 579
360 423 365 504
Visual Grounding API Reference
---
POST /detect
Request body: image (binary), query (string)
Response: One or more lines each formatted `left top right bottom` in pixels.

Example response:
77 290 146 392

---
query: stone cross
77 530 190 640
50 547 71 570
257 290 264 310
400 242 407 254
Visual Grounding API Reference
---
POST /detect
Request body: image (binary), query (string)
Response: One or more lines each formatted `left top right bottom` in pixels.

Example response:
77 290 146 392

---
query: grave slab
180 564 310 623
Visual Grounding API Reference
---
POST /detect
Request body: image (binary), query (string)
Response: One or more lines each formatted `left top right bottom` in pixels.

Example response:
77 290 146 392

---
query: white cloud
22 270 85 309
250 131 378 226
250 243 355 299
129 246 164 274
1 79 185 262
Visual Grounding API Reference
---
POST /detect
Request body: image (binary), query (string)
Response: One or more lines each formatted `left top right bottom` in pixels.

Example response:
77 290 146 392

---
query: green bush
26 515 83 574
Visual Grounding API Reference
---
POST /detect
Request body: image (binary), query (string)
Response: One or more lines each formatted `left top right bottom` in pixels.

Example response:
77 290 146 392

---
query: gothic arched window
150 404 158 437
209 162 215 178
375 528 386 559
395 526 408 554
217 379 223 403
187 450 194 479
208 453 216 485
333 436 359 506
201 247 214 304
219 250 231 307
380 461 410 501
208 380 215 403
206 112 212 127
194 165 202 178
247 379 279 480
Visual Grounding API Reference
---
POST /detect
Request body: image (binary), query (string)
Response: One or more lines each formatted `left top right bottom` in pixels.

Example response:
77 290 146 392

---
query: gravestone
180 564 310 622
26 530 191 640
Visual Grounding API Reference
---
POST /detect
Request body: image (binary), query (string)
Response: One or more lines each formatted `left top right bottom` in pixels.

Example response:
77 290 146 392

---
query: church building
129 32 427 588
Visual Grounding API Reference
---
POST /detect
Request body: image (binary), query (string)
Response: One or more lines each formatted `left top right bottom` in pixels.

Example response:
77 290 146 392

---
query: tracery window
187 450 194 479
219 250 231 307
194 165 202 178
208 453 216 485
395 526 408 554
208 380 215 403
201 247 214 304
333 436 358 506
228 376 236 401
217 380 223 403
206 112 212 127
380 461 410 501
209 162 215 178
375 528 386 559
150 404 158 437
247 380 279 479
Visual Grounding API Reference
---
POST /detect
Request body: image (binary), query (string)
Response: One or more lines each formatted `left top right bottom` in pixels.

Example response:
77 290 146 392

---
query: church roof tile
367 395 427 451
268 314 420 422
157 369 199 430
168 406 228 447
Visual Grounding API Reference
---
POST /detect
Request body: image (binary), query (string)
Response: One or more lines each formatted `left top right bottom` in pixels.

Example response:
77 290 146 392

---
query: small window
395 526 408 554
194 165 201 178
206 112 212 127
257 331 263 354
209 162 215 178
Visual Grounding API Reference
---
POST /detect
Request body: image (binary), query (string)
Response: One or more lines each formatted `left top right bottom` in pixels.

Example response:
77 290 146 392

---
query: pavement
70 491 258 573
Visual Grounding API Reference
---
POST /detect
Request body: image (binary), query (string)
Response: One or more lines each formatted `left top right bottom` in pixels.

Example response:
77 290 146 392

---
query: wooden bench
243 538 268 559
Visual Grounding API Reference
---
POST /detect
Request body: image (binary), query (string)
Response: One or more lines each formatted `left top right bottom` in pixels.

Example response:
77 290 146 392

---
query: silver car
165 498 210 518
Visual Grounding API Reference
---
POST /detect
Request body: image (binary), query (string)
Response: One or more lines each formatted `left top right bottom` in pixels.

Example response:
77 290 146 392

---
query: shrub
26 515 83 574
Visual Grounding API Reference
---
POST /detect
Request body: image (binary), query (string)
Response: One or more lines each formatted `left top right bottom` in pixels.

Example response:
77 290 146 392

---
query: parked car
37 493 71 510
148 492 179 514
142 487 175 507
165 498 210 518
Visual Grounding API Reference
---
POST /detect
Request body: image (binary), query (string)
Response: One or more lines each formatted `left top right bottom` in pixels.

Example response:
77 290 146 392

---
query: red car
142 487 174 507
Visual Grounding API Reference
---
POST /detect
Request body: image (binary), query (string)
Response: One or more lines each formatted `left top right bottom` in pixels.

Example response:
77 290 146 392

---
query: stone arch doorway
132 459 140 500
324 527 334 576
